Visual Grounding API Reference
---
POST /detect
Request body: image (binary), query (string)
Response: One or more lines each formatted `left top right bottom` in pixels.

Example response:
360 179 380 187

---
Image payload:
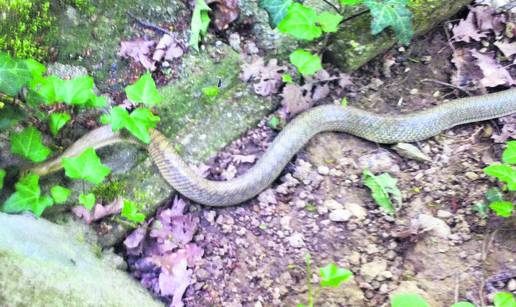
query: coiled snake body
32 89 516 207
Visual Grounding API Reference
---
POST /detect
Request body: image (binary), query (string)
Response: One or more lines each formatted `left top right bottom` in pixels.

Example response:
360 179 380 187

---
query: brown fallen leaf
281 84 312 115
494 40 516 58
206 0 239 31
118 39 156 71
452 9 488 43
471 50 515 88
240 57 287 97
451 48 483 88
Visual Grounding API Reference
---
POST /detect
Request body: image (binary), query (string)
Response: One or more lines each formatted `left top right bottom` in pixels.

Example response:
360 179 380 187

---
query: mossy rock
0 213 163 307
326 0 472 71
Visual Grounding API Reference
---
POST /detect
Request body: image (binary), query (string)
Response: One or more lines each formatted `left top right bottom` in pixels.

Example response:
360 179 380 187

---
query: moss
0 0 93 60
91 179 128 203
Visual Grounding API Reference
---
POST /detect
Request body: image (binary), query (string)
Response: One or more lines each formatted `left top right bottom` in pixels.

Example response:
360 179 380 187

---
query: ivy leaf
2 174 54 218
483 164 516 191
85 95 108 109
502 141 516 164
362 170 401 214
61 76 96 106
33 76 65 105
125 72 163 106
79 193 96 211
10 126 52 162
494 292 516 307
0 169 5 190
391 293 429 307
485 187 504 203
317 12 344 33
364 0 414 45
50 185 71 205
104 106 160 143
201 86 219 97
289 50 322 76
451 302 475 307
259 0 293 28
62 148 111 185
319 263 353 287
121 199 146 223
0 53 33 96
278 3 322 41
25 58 46 87
49 113 71 136
489 201 514 218
189 0 211 51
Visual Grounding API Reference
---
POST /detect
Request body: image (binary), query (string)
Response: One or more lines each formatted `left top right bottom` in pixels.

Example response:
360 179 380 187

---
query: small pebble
329 209 352 222
317 165 330 175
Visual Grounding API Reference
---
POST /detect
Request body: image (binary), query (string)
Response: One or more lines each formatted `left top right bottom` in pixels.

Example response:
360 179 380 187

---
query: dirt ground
176 27 516 306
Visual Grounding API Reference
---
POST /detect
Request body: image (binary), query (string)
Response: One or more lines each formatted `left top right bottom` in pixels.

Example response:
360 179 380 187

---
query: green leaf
502 141 516 164
25 58 46 87
62 147 111 185
201 86 219 97
104 106 160 143
33 76 65 105
341 97 349 106
484 164 516 191
85 95 108 109
319 263 353 287
267 116 281 130
2 174 54 218
0 169 5 190
278 3 322 41
0 53 33 96
0 103 25 130
289 50 322 76
189 0 211 51
50 185 71 205
494 292 516 307
79 193 96 211
485 187 504 203
364 0 414 45
340 0 364 5
49 113 71 136
125 72 163 106
10 126 52 162
121 199 146 223
391 293 429 307
451 302 475 307
362 170 401 214
282 74 293 83
259 0 293 28
489 201 514 218
317 12 344 33
61 76 96 106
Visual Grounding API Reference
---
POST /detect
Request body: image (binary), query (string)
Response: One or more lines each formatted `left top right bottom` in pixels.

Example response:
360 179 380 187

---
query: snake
30 88 516 207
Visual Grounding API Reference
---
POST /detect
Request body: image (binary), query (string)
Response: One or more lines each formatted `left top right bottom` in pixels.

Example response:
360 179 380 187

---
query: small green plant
260 0 414 77
121 200 146 223
297 254 353 307
494 292 516 307
201 85 220 98
362 169 402 214
189 0 211 51
482 141 515 218
390 293 475 307
0 52 161 221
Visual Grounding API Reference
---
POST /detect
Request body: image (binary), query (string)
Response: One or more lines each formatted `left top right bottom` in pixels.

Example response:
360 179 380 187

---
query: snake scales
31 88 516 207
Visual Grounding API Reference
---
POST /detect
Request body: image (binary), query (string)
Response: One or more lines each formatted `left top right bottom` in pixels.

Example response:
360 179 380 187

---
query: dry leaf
118 39 156 71
471 50 515 87
206 0 239 30
452 10 488 43
494 40 516 58
281 84 312 115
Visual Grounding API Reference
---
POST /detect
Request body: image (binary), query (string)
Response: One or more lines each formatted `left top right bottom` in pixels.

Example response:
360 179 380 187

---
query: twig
341 9 369 24
421 78 473 96
322 0 340 13
127 11 172 35
498 1 516 12
454 272 460 304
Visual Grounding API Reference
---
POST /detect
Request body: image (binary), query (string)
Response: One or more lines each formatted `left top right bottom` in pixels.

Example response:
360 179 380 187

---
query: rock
317 165 330 175
205 210 217 224
287 232 305 248
329 209 352 222
391 143 432 162
327 0 472 71
465 171 480 180
357 151 400 174
390 281 439 306
414 214 451 239
508 279 516 291
323 199 344 211
360 259 388 282
346 203 368 220
0 213 161 306
436 210 453 219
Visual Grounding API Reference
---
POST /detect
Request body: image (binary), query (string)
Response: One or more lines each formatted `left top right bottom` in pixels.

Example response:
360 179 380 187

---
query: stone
0 213 161 306
436 210 453 219
317 165 330 175
357 151 400 174
329 209 352 222
345 202 368 220
508 279 516 291
323 199 344 211
327 0 472 71
414 214 451 239
391 143 432 162
360 259 388 282
465 172 480 180
287 232 305 248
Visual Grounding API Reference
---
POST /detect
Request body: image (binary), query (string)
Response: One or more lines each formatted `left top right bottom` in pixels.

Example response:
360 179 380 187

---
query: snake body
32 89 516 207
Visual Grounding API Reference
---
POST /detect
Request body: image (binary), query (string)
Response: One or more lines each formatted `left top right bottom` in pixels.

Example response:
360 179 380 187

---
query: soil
175 27 516 306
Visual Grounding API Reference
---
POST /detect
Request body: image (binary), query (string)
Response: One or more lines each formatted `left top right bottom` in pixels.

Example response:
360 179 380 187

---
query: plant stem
321 0 341 13
305 254 314 307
